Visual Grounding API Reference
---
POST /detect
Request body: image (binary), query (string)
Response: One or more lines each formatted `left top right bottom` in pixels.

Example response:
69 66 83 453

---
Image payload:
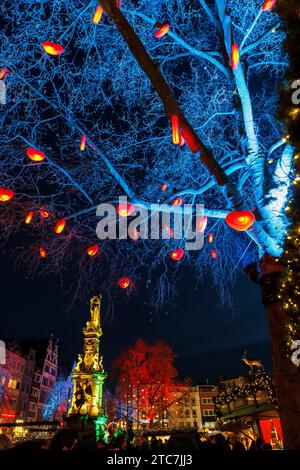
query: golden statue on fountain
69 295 107 421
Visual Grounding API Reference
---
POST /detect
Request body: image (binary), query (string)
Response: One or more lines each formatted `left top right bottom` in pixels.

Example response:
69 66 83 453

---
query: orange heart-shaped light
172 197 182 206
262 0 276 11
225 211 255 232
86 245 100 257
40 207 50 219
39 247 47 258
26 147 45 162
0 188 14 202
196 215 207 233
170 248 184 261
116 203 135 217
154 24 170 39
54 218 66 234
118 277 131 289
42 41 64 56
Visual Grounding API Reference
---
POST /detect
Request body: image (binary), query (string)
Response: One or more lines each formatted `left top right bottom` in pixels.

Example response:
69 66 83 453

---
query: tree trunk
259 259 300 449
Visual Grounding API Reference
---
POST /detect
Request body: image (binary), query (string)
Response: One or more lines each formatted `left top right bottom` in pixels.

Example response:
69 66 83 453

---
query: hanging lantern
42 41 65 56
171 115 180 144
93 4 104 24
40 207 50 219
225 210 255 231
26 147 45 162
196 215 207 233
161 183 167 191
116 203 135 217
80 134 86 151
172 197 182 206
154 24 170 39
86 244 100 257
208 232 213 243
25 211 34 224
170 248 184 261
0 68 7 80
262 0 276 11
118 277 131 289
54 218 66 234
0 187 14 202
231 44 239 70
179 135 185 147
39 247 47 258
211 249 218 259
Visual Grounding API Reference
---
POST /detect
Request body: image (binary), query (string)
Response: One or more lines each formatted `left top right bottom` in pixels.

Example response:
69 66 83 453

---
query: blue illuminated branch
0 0 294 305
11 70 135 200
240 9 263 51
127 10 230 77
241 23 281 55
198 0 220 31
16 134 94 205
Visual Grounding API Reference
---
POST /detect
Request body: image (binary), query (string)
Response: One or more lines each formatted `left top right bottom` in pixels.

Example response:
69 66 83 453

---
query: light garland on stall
276 0 300 360
214 369 276 417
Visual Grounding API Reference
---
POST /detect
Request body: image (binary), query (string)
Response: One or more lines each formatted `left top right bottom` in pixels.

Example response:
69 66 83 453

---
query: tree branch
101 0 241 210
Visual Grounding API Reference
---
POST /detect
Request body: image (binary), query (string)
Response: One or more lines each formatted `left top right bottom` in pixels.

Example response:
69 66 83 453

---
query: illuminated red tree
113 339 189 426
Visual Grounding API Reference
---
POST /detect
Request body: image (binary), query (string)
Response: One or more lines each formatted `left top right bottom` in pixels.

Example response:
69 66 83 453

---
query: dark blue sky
0 254 272 384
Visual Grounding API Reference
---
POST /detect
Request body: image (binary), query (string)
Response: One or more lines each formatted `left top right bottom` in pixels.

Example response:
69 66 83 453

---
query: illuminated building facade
198 384 219 431
0 337 58 422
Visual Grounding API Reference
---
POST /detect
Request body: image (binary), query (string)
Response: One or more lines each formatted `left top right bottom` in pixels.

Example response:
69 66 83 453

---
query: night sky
0 253 272 384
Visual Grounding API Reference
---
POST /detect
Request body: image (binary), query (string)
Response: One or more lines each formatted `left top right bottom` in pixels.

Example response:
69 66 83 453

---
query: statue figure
241 350 263 370
74 384 86 413
90 295 101 326
93 353 99 370
74 353 83 372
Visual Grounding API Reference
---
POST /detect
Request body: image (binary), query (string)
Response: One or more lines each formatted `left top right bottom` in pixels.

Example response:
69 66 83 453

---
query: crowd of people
0 427 274 452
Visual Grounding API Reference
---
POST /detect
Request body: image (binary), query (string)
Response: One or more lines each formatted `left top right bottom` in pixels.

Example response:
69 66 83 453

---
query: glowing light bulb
118 277 131 289
0 188 14 202
39 247 47 258
42 41 64 56
54 219 66 234
262 0 276 12
25 211 34 224
86 245 100 256
231 44 239 70
170 248 184 261
154 24 170 39
93 4 103 24
26 147 45 162
80 134 86 151
172 115 180 144
116 203 135 217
